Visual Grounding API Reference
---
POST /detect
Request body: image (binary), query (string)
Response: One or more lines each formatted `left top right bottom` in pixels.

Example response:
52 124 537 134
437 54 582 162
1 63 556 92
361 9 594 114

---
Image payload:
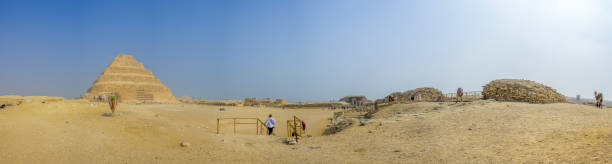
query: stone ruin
244 97 287 107
84 54 177 103
339 96 370 106
382 87 445 103
482 79 566 104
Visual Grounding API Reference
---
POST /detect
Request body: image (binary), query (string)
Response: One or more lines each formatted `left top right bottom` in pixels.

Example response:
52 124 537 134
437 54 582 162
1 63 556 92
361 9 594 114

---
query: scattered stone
360 119 373 126
292 147 298 150
65 120 70 124
307 134 312 138
368 130 373 133
354 148 367 152
180 141 191 147
395 111 402 115
323 118 354 136
468 128 472 130
286 138 297 145
433 106 441 110
219 108 226 111
411 114 424 119
309 146 321 149
394 150 401 152
0 104 5 109
154 114 160 117
379 121 395 126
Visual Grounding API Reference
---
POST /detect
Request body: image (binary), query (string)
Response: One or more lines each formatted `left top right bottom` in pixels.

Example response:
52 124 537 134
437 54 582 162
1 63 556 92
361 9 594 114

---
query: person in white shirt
264 114 275 135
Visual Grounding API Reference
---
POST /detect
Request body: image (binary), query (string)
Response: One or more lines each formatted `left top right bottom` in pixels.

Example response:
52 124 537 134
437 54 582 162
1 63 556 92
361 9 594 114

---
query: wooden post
233 118 236 135
217 118 220 134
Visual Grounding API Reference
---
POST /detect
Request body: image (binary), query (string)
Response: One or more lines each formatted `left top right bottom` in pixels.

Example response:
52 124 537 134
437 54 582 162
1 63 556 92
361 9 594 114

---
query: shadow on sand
101 113 114 117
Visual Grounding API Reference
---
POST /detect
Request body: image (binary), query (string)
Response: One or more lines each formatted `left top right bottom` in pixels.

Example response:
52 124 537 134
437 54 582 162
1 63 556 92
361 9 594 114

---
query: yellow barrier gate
217 118 267 135
287 115 305 138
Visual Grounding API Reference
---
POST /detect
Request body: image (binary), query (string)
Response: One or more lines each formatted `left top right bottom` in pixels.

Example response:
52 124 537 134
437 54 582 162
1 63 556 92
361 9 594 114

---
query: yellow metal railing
217 118 267 135
286 116 305 137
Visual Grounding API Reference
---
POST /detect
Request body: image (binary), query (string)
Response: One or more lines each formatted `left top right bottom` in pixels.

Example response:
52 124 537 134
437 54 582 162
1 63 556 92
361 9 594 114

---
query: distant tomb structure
339 96 370 106
84 54 177 103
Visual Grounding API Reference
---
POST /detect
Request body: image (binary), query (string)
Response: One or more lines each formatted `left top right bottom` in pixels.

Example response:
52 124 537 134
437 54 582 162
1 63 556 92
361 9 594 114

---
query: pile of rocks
386 87 445 102
482 79 566 104
323 111 354 135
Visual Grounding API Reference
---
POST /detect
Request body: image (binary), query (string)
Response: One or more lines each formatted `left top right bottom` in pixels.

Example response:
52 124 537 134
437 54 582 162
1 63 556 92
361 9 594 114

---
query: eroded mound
385 87 444 102
483 79 566 103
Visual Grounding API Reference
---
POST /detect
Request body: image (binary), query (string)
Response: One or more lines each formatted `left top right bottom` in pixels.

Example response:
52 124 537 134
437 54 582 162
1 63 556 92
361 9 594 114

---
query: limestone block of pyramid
84 54 177 103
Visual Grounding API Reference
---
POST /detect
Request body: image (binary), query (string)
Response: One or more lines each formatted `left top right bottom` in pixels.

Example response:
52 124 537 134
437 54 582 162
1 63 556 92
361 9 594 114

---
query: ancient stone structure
339 96 369 106
482 79 566 104
244 97 287 107
387 87 445 102
84 54 177 103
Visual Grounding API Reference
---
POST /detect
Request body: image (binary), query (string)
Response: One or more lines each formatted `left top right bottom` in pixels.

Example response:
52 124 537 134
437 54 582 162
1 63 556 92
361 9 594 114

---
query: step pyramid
84 54 177 103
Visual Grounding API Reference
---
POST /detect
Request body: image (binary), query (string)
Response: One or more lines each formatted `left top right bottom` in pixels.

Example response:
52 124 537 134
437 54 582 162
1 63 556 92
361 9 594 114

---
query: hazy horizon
1 0 611 101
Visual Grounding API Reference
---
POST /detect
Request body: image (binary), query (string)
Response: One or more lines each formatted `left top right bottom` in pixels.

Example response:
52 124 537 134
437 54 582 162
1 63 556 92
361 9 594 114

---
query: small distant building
339 96 370 106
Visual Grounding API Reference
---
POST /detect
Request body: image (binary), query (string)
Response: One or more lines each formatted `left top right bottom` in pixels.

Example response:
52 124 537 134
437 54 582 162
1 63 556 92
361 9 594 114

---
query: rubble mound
482 79 566 103
84 54 177 103
385 87 444 102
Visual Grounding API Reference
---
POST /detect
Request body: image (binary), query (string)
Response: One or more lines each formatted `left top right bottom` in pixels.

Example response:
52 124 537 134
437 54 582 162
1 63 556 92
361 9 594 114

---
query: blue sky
1 0 611 101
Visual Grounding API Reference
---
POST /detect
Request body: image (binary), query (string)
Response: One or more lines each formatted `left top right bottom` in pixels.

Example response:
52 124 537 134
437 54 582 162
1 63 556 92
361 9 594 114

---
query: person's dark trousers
268 127 274 135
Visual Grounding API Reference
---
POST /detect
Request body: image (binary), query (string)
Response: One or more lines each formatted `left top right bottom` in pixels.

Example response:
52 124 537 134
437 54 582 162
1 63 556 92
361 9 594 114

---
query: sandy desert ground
1 100 612 163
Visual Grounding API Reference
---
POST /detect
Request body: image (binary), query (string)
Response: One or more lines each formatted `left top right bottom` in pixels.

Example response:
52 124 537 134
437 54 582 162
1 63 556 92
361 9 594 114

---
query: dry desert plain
1 99 612 163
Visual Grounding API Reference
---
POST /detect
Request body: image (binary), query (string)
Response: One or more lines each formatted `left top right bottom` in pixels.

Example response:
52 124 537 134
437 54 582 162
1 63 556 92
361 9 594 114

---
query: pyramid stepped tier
84 54 177 103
